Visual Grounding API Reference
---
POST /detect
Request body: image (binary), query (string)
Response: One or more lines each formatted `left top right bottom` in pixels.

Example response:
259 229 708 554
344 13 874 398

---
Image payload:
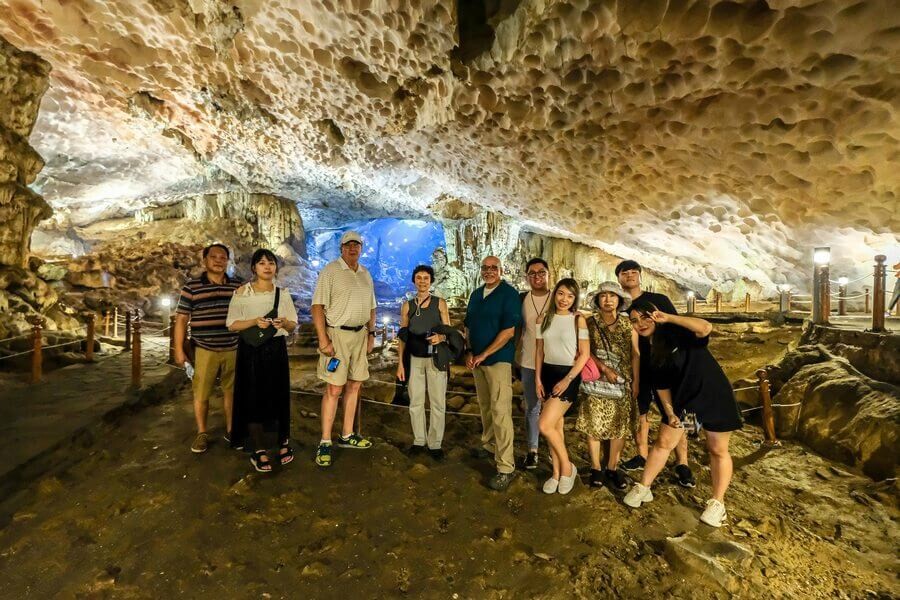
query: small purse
239 288 281 347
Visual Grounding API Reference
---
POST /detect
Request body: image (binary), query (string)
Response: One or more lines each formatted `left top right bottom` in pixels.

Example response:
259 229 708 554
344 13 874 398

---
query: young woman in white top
226 249 298 472
535 278 590 495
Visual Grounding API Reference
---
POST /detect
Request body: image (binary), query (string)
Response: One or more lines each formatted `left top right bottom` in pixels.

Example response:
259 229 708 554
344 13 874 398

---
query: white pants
408 356 448 449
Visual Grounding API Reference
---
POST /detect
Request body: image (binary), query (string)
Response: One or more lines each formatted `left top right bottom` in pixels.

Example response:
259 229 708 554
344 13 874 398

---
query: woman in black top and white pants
397 265 451 460
623 300 742 527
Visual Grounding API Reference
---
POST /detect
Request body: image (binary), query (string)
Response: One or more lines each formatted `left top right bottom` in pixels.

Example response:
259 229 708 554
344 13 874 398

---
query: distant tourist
889 261 900 313
516 258 551 470
575 282 638 490
464 256 522 491
174 243 242 454
396 265 452 460
226 249 298 472
534 278 590 495
310 231 376 468
616 259 695 488
622 301 742 527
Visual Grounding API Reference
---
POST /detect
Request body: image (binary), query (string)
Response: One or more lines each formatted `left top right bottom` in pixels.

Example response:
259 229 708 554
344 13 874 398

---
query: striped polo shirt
176 272 242 351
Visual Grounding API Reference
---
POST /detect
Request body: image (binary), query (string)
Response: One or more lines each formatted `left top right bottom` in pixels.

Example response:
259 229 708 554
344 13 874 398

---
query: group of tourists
175 232 743 528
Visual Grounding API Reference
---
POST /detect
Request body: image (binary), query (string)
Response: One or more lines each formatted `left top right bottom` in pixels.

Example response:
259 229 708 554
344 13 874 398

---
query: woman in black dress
622 299 742 527
226 249 298 472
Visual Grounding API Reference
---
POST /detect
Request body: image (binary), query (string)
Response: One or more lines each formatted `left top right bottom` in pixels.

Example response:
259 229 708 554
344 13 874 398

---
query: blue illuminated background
306 218 446 304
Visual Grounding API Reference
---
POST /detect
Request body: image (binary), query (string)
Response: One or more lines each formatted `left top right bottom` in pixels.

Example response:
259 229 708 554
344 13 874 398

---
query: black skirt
231 336 291 449
540 363 582 409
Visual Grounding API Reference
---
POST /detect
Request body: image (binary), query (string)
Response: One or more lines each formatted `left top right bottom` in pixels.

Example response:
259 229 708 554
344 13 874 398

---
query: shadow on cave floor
0 374 896 598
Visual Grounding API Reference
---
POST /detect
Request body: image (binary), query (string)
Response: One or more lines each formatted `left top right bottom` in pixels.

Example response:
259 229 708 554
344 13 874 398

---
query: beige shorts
193 347 236 400
317 326 370 386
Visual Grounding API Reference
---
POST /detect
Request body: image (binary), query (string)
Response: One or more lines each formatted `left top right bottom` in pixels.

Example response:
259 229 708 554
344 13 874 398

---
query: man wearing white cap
311 230 377 467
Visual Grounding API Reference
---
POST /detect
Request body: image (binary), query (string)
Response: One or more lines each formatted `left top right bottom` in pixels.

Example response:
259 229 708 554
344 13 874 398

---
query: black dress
231 335 291 449
649 326 742 432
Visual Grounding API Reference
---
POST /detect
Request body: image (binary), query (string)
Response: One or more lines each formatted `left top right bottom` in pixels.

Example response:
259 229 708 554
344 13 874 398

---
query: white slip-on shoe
558 465 578 495
700 499 727 527
542 477 560 494
623 483 653 508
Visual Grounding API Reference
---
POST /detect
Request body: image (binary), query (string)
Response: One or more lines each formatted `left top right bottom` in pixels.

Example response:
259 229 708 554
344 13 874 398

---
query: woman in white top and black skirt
535 278 590 495
226 249 298 472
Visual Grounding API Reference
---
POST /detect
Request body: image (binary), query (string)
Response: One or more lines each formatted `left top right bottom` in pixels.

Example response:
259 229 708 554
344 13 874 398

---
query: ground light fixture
686 291 695 298
160 296 172 308
838 276 849 286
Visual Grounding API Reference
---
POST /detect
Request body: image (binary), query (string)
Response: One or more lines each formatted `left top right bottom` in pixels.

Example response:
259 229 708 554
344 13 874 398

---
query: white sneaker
542 477 559 494
623 483 653 508
558 465 578 495
700 499 727 527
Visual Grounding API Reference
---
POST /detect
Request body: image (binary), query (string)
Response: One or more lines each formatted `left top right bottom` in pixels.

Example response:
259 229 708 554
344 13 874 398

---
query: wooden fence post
872 255 886 332
124 310 132 351
864 288 870 314
30 319 43 384
838 284 847 316
168 314 176 364
715 291 722 312
113 306 119 338
85 314 95 361
744 292 751 312
756 368 777 444
131 316 142 388
104 309 111 337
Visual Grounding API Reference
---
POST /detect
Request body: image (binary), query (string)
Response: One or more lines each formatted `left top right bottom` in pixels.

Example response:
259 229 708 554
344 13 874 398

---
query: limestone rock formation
0 2 897 294
762 335 899 481
0 35 51 268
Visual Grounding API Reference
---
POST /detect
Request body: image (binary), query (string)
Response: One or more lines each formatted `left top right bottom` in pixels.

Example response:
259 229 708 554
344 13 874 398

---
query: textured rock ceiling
1 0 898 291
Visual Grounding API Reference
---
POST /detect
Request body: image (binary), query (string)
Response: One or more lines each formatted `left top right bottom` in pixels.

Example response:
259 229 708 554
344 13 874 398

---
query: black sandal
250 450 272 473
279 441 294 466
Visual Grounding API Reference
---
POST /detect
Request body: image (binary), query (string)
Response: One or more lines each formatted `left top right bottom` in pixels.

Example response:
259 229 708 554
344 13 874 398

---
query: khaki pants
473 362 515 474
317 327 369 385
193 347 236 400
408 356 448 449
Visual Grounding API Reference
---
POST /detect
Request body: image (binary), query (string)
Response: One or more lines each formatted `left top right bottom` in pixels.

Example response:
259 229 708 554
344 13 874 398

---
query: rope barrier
0 348 35 361
830 293 867 300
0 333 30 345
742 401 802 413
732 385 758 392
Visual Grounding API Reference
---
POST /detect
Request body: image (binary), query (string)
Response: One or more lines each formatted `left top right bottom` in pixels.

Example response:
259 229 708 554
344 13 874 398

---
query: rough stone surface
0 2 897 292
764 340 899 480
0 35 51 267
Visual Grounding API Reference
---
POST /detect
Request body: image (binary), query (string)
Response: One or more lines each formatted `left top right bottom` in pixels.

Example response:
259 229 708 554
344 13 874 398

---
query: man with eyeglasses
616 260 695 489
516 258 551 470
464 256 522 491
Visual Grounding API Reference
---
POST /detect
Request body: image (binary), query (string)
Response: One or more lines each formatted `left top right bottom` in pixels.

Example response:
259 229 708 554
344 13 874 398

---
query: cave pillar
0 36 53 268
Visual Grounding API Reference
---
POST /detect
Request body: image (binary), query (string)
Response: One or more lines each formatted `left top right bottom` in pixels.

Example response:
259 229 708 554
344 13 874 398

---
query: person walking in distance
464 256 522 492
311 231 377 468
616 260 695 489
174 243 242 454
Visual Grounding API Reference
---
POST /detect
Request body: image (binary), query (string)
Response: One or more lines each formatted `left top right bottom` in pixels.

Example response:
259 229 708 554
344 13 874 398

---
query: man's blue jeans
520 367 541 451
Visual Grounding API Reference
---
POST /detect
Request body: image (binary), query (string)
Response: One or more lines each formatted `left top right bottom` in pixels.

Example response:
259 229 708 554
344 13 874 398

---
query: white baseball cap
340 230 363 245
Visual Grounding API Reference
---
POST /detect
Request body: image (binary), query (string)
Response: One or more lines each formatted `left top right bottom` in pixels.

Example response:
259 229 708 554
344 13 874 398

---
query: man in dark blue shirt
464 256 522 491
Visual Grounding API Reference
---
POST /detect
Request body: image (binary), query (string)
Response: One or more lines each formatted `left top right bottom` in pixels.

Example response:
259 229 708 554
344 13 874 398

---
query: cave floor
0 323 897 599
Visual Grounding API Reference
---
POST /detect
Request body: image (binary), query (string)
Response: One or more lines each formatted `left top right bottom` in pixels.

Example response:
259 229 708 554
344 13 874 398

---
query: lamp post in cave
812 247 830 325
777 284 791 314
837 277 848 316
686 290 695 314
872 255 887 333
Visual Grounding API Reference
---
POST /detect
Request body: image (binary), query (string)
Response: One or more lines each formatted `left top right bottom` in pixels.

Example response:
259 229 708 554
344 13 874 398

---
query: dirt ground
0 324 897 599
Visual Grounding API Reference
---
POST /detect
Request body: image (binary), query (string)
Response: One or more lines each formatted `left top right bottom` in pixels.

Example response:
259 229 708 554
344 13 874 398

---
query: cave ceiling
1 0 898 290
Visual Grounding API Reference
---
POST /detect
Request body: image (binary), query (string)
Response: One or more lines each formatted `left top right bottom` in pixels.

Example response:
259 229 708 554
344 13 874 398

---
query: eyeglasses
480 265 500 272
526 270 548 278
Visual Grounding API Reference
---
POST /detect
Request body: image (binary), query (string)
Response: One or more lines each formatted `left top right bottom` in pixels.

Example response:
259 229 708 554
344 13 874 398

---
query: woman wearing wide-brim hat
575 281 639 491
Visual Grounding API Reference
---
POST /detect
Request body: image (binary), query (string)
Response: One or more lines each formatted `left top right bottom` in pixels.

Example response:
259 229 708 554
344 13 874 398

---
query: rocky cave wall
434 203 686 304
0 1 897 298
0 35 51 268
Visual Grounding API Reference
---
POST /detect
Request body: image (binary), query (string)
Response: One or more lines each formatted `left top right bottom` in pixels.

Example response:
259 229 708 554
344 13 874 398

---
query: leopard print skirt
575 390 637 440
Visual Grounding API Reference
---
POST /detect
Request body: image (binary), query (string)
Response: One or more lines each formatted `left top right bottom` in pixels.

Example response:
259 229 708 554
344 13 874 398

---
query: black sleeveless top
407 296 442 358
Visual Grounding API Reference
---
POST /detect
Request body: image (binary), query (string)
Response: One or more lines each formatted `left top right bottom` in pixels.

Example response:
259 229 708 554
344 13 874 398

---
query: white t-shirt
226 285 299 338
483 284 498 299
536 313 588 366
519 291 551 369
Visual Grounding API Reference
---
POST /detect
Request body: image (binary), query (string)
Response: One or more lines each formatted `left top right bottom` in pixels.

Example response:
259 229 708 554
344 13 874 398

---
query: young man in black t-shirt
615 260 695 488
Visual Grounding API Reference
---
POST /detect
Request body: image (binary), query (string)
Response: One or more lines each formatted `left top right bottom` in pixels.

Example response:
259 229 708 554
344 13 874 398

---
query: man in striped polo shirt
175 243 242 454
